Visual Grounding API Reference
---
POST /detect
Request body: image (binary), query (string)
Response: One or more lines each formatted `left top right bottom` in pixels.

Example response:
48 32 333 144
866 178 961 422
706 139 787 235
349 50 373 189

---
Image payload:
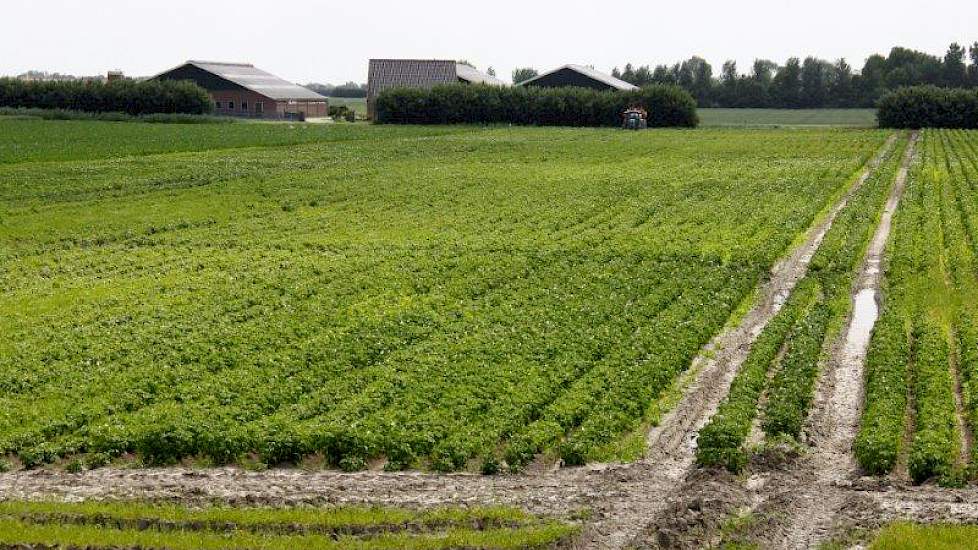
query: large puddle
846 288 879 360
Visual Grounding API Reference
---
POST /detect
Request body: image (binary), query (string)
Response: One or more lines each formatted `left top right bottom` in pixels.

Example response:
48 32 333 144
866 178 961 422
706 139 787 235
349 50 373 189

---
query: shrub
877 86 978 129
375 83 698 127
0 78 213 116
0 107 233 124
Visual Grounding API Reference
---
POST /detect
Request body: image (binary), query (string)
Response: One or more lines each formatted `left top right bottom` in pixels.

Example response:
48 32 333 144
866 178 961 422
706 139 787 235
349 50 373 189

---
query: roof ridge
188 60 255 67
369 58 456 63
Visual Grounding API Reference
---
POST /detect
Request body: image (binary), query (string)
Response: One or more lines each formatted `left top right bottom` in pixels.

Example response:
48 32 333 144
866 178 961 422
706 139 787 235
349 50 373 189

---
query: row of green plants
0 125 888 471
697 134 908 471
0 501 575 550
877 86 978 129
907 321 958 483
855 130 978 483
375 83 698 127
0 78 213 115
696 280 817 471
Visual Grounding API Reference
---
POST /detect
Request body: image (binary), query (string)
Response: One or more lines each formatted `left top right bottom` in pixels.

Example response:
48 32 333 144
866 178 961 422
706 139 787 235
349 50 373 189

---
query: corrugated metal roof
185 61 327 101
455 63 507 86
518 64 638 91
367 59 506 99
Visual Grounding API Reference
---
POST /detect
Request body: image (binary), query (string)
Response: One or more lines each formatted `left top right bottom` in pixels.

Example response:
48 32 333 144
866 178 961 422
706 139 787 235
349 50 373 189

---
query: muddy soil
632 134 941 550
1 135 935 550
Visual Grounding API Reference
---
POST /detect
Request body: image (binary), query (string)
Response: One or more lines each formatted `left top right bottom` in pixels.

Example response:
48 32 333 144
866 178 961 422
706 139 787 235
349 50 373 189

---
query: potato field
856 130 978 484
0 119 890 473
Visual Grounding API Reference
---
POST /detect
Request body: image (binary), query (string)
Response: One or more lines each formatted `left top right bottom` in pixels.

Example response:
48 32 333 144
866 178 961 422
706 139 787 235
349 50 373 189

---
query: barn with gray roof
518 65 638 92
367 59 506 120
153 61 328 120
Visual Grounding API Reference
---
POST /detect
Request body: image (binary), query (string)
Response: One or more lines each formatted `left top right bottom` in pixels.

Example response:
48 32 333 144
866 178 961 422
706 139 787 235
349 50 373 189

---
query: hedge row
0 107 232 124
877 86 978 129
374 84 698 127
0 78 213 116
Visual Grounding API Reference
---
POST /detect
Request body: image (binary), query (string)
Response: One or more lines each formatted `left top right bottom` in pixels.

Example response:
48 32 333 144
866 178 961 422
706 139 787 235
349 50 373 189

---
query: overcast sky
3 0 975 84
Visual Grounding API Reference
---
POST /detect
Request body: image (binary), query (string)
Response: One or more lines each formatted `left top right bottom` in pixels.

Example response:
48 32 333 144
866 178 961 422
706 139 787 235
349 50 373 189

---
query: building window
255 102 263 113
215 101 221 109
241 102 248 111
228 101 235 110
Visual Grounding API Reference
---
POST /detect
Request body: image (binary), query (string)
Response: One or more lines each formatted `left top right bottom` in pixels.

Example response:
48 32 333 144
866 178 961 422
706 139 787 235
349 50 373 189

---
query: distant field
0 118 459 163
328 96 367 116
699 108 878 127
0 120 887 472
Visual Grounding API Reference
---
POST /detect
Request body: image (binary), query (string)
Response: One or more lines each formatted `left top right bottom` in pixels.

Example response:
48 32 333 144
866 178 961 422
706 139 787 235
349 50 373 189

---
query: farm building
366 59 506 119
519 65 638 92
153 61 328 120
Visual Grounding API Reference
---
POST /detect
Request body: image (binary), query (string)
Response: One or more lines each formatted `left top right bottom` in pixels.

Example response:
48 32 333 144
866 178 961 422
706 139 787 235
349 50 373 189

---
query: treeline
611 42 978 108
0 78 213 115
304 81 367 98
375 83 698 127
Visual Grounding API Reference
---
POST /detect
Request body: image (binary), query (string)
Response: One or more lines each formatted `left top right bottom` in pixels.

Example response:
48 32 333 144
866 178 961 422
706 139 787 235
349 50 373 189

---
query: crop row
855 130 978 483
0 125 891 471
697 133 907 471
0 501 575 550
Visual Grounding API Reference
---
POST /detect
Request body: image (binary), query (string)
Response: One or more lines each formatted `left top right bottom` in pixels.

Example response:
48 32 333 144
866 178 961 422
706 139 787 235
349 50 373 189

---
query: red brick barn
153 61 328 120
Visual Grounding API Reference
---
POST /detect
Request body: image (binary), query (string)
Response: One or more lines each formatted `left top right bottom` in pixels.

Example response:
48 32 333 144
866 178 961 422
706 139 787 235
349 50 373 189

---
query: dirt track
2 134 947 550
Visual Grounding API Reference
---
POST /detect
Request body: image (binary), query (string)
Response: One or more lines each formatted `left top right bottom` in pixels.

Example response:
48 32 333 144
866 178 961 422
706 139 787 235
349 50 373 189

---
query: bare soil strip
0 136 900 550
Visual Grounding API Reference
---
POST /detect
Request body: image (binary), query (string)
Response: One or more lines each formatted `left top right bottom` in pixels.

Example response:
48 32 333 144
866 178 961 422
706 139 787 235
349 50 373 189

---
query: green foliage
907 323 958 484
0 77 213 115
0 122 888 470
697 109 877 128
374 83 698 127
877 86 978 129
512 68 539 85
854 312 910 474
614 42 978 108
761 304 830 438
0 501 576 550
0 107 234 124
697 132 905 472
856 130 978 481
696 282 814 472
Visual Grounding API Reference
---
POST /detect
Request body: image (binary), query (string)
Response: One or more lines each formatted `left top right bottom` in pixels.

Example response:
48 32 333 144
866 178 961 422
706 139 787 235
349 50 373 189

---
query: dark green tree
751 59 777 85
652 65 675 85
621 63 636 84
800 57 831 108
633 65 653 86
772 58 802 108
970 42 978 85
512 67 538 84
830 59 854 107
944 42 968 87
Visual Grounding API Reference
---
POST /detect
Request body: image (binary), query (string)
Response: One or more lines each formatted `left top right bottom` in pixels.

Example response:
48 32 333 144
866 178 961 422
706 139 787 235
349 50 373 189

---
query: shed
367 59 506 119
152 61 328 120
518 65 638 92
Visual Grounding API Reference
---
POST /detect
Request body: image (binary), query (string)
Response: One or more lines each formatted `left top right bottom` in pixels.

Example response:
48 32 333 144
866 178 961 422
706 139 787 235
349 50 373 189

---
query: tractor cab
622 107 648 130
